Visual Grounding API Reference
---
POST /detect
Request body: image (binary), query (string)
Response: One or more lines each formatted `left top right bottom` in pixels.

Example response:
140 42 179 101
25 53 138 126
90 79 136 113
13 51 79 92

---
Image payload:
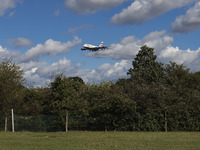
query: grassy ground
0 132 200 150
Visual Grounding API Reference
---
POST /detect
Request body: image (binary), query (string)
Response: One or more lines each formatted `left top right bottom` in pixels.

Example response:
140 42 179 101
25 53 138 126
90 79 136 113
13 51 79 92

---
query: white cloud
0 45 6 52
75 69 101 83
20 61 47 86
21 45 200 86
85 30 200 72
1 31 200 87
171 1 200 33
111 0 195 25
20 36 82 62
7 37 33 48
21 59 131 86
65 0 127 14
0 0 22 16
142 31 174 53
85 36 141 59
20 61 46 73
158 46 200 72
86 31 173 60
35 58 79 78
0 45 20 61
98 60 130 78
76 60 131 83
23 57 131 85
20 58 82 86
21 57 128 86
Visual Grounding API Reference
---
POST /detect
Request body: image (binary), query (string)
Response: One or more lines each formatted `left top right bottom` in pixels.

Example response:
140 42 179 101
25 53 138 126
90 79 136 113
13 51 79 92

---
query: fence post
66 110 68 132
5 115 7 132
164 107 167 132
11 109 14 132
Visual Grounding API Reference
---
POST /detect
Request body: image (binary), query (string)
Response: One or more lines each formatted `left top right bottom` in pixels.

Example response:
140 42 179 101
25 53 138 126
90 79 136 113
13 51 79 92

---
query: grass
0 131 200 150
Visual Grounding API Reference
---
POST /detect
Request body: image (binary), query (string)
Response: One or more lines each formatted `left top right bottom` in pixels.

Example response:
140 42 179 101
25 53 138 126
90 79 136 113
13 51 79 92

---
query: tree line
0 45 199 131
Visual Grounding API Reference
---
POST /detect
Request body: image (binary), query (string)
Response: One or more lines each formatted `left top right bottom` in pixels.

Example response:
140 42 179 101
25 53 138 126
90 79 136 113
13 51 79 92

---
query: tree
0 60 25 131
20 87 43 115
49 74 85 131
126 45 166 131
128 45 164 83
163 62 200 131
82 82 137 131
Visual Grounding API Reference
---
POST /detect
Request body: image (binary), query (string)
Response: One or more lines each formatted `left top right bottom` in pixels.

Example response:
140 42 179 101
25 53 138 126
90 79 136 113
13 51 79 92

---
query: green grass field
0 132 200 150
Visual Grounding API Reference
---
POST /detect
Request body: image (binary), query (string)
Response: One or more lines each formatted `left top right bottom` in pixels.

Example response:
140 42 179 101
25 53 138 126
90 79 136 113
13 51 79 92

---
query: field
0 132 200 150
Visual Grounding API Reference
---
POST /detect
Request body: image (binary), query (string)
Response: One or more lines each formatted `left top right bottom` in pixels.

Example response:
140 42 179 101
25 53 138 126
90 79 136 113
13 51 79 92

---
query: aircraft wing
81 47 99 51
101 46 111 49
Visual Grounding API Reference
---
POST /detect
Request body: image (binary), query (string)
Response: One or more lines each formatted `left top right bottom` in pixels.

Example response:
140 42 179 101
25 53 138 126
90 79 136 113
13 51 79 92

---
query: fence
0 111 89 132
1 110 199 132
0 113 68 132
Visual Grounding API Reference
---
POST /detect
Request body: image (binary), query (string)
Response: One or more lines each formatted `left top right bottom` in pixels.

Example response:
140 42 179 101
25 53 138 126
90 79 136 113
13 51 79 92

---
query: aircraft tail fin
99 41 103 47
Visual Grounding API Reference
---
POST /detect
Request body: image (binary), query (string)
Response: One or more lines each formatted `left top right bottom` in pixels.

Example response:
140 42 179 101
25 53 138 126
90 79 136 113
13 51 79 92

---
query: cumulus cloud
7 37 33 48
20 57 82 86
1 40 132 86
22 58 131 86
65 0 127 14
0 45 20 61
26 46 200 86
85 30 200 72
0 45 7 53
85 36 140 60
171 1 200 33
111 0 195 25
0 0 22 16
86 31 173 60
75 60 131 83
159 46 200 72
20 61 47 86
35 58 79 78
1 31 200 87
20 61 46 73
21 57 131 86
97 60 130 79
0 44 149 86
20 36 82 62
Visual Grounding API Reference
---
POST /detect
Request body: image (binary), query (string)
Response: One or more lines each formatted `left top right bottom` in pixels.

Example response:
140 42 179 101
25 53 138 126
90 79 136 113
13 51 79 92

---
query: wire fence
0 114 68 132
1 110 199 132
0 111 91 132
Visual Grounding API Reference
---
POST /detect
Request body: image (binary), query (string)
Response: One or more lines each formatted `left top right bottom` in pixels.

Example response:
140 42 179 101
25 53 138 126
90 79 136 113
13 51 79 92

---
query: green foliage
0 46 199 132
45 74 86 131
19 87 43 115
124 46 200 131
0 60 25 129
128 45 164 83
81 82 137 131
163 62 200 131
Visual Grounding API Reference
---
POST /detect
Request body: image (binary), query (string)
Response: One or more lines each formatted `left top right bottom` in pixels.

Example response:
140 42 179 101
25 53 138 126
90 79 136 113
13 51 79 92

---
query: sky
0 0 200 86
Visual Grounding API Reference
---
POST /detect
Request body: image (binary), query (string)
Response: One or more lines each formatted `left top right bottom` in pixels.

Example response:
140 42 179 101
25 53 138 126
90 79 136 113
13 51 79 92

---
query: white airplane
81 41 110 51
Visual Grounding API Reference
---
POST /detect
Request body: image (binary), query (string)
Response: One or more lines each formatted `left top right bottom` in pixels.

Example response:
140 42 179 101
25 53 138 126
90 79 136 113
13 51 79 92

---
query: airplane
81 41 110 51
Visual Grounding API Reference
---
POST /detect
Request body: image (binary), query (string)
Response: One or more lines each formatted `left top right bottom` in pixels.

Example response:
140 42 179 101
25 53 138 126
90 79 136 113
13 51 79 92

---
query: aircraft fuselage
81 42 107 51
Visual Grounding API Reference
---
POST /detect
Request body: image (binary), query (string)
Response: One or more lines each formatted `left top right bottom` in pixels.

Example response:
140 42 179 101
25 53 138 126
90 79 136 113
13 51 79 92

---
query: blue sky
0 0 200 86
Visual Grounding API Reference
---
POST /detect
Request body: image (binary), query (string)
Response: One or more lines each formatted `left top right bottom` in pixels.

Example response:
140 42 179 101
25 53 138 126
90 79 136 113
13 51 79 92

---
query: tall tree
128 45 164 83
126 45 166 131
0 60 25 131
